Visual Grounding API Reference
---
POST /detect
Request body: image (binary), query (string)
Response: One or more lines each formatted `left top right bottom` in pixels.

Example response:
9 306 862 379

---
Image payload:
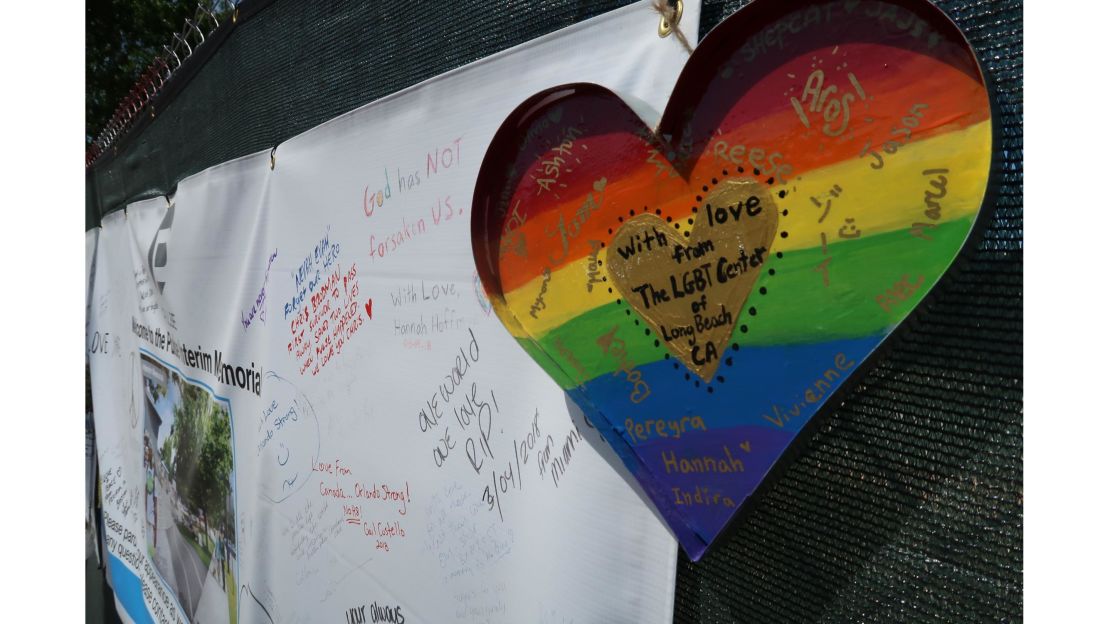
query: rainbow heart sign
471 0 994 560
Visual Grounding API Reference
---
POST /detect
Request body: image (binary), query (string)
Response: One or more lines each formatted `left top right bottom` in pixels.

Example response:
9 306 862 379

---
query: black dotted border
607 167 791 393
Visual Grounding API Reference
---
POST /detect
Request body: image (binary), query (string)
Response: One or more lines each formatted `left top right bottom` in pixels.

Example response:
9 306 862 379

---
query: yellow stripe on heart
503 247 615 340
775 120 991 249
501 119 990 339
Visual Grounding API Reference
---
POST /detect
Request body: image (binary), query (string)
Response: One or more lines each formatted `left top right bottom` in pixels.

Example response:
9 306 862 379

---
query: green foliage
170 381 233 528
85 0 194 143
160 428 176 478
170 382 206 505
198 403 234 529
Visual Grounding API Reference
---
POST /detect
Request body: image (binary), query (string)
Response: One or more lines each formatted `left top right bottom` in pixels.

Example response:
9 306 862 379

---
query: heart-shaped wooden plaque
472 0 994 560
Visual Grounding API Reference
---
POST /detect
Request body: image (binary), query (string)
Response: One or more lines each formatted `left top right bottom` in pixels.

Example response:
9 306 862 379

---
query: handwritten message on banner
86 2 700 623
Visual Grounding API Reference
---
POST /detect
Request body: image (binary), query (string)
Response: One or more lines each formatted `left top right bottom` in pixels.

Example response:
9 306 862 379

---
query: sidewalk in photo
151 480 180 594
192 555 231 624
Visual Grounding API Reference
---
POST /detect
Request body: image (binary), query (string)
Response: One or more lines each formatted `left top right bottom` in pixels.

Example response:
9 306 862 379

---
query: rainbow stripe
473 0 993 560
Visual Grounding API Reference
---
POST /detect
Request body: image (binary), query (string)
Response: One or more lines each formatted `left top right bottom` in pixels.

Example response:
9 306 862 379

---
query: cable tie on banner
270 146 277 170
654 0 692 55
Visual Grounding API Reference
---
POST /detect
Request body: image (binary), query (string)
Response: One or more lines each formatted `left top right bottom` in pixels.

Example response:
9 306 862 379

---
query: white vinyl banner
87 2 700 623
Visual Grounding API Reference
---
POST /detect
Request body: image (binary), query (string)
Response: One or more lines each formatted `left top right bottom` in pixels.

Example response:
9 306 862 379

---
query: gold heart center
605 178 779 381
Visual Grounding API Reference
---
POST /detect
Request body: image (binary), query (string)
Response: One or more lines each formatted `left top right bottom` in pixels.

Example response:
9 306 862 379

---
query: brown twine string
653 0 693 55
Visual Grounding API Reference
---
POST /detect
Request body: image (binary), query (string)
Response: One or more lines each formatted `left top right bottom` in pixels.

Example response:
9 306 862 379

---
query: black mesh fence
85 1 1022 621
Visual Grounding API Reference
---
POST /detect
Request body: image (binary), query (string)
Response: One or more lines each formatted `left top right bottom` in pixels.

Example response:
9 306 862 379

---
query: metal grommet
658 0 683 38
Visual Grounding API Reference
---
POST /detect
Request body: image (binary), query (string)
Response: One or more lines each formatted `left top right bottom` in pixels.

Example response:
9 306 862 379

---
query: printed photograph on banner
141 352 238 623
